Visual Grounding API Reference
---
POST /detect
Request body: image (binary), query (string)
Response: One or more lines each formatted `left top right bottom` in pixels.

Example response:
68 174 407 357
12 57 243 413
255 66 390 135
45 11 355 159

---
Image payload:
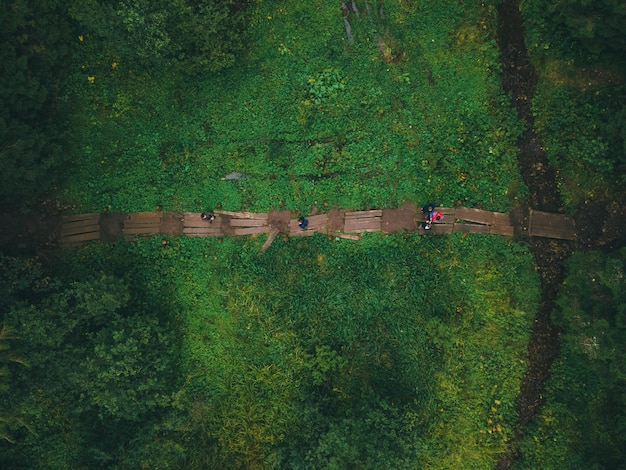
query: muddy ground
382 202 418 233
0 211 61 256
496 0 625 467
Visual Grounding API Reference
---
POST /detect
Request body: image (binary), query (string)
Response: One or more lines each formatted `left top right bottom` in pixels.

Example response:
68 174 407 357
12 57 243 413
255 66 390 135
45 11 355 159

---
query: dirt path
496 1 570 467
496 1 626 463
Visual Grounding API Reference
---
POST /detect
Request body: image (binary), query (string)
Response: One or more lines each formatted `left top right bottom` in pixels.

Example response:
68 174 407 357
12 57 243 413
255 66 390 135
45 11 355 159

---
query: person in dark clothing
421 203 435 230
201 212 216 223
298 216 309 229
422 203 436 219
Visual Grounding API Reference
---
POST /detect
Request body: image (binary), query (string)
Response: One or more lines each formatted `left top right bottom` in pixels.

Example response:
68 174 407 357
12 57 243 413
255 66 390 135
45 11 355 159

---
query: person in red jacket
430 210 444 223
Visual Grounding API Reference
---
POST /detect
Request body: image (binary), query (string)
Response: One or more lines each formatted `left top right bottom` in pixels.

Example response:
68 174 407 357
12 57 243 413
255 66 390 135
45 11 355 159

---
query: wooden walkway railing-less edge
60 206 576 248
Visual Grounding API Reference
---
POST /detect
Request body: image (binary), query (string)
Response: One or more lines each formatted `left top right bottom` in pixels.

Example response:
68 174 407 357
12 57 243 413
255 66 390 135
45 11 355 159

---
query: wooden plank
260 227 281 253
123 227 161 235
344 224 381 233
344 219 381 231
344 226 380 234
288 216 328 233
183 212 207 225
454 206 494 225
124 222 161 228
62 218 100 228
123 225 160 231
62 217 101 229
431 224 454 234
62 213 100 223
489 225 514 236
306 214 328 228
183 227 223 235
345 210 382 219
62 223 100 236
417 208 455 224
214 210 268 220
344 225 376 233
126 212 162 222
234 226 271 236
529 210 575 240
453 223 492 234
289 229 316 237
183 213 223 228
492 212 512 226
438 207 456 217
289 222 314 233
530 211 575 229
345 217 382 224
228 218 268 227
62 232 101 244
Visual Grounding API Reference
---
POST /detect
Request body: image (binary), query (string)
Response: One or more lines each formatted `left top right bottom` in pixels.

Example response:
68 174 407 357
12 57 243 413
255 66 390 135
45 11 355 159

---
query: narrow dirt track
496 1 570 467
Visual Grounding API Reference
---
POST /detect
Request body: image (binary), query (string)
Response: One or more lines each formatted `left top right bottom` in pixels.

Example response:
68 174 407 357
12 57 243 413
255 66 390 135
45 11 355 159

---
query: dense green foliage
523 0 626 206
3 0 625 468
0 1 73 210
1 234 539 468
515 248 626 469
69 0 249 73
528 0 626 59
0 248 183 467
62 0 524 213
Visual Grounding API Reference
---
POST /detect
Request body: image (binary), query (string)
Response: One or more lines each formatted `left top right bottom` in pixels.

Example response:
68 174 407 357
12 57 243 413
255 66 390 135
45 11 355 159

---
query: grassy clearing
63 0 523 213
156 232 538 467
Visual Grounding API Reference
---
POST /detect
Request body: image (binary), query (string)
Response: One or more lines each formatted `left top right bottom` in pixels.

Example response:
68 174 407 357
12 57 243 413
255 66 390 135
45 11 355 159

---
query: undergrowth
62 0 523 213
158 232 538 468
522 0 626 208
515 248 626 469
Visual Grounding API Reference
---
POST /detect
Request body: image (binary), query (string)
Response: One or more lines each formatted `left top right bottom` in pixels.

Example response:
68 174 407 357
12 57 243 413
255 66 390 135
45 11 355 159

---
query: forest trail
496 0 571 468
59 203 576 248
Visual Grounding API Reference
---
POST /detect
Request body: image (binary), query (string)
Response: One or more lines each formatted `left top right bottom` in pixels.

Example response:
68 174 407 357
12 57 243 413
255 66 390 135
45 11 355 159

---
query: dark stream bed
495 0 626 466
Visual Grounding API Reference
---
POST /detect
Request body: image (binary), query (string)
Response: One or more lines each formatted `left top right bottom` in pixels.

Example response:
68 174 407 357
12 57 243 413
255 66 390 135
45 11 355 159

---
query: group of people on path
201 205 440 231
200 211 310 229
421 203 444 230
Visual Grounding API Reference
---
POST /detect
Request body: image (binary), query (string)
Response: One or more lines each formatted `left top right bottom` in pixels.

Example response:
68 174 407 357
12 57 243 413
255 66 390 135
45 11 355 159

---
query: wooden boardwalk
61 213 101 247
123 212 163 236
60 205 577 248
528 209 575 241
